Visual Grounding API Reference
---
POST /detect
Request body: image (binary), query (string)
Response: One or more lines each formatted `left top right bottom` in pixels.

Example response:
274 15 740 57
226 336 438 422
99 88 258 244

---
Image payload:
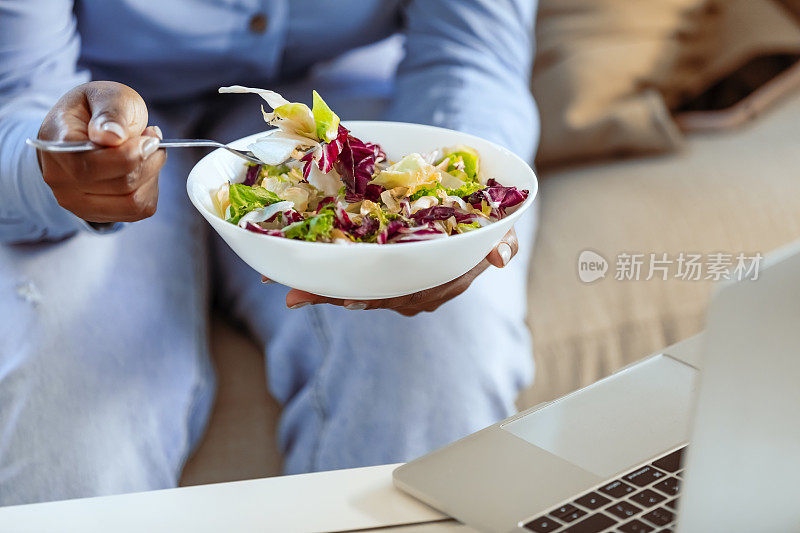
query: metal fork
26 138 264 165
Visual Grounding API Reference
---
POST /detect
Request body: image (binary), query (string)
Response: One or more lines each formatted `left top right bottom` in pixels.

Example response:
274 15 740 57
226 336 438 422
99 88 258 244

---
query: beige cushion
697 0 800 84
532 0 800 168
521 90 800 407
532 0 716 167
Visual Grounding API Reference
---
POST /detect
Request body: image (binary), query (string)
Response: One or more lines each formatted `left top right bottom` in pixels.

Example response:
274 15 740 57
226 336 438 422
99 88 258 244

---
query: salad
213 86 529 244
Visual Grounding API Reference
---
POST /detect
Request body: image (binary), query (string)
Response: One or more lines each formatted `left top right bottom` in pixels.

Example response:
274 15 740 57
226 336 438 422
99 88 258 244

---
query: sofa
180 3 800 486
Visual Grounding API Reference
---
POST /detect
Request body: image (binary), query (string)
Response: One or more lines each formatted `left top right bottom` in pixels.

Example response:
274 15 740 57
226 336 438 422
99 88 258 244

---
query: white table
0 464 476 533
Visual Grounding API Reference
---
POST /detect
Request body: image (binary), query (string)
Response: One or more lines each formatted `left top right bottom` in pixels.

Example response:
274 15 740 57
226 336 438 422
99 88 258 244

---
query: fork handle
157 139 221 149
25 138 223 152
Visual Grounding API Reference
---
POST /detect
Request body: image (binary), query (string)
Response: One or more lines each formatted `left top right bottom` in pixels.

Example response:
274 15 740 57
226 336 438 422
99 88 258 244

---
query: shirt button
248 13 269 34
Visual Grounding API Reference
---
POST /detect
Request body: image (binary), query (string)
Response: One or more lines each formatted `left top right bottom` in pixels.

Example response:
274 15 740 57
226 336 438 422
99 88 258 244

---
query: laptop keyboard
523 446 686 533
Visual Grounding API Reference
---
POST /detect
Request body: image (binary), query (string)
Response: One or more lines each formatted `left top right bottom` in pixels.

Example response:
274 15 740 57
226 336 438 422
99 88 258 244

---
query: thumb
85 81 149 147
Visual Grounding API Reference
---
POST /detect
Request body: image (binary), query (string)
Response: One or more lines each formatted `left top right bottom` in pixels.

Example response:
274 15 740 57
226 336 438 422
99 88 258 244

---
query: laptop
394 242 800 533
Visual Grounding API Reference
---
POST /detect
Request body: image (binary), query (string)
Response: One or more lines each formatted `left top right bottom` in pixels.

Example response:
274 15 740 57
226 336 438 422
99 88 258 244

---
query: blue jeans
0 88 537 506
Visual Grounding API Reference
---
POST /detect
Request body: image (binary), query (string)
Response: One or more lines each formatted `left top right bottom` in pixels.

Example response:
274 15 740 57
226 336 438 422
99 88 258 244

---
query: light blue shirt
0 0 538 244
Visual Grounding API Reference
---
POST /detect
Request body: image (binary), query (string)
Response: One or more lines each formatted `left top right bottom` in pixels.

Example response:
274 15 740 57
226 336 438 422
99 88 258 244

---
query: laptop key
560 513 617 533
523 516 561 532
599 480 635 498
665 498 678 510
624 466 667 487
652 448 685 473
562 509 587 522
642 507 675 527
618 518 655 533
605 500 641 519
652 477 680 496
574 491 611 510
630 489 666 508
551 503 580 520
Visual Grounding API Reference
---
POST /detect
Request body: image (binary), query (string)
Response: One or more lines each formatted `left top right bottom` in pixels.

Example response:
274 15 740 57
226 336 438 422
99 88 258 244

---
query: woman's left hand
269 228 519 316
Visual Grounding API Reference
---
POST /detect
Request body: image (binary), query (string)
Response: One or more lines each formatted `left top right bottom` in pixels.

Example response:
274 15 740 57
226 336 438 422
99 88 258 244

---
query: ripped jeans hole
15 281 42 306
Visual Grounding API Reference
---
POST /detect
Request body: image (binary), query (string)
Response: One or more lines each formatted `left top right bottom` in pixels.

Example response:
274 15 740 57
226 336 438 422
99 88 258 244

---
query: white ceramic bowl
187 121 538 299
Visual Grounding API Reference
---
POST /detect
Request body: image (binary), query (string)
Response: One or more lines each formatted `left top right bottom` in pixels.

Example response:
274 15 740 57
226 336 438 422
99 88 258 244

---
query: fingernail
346 302 367 310
153 126 163 139
261 279 275 284
141 137 159 158
290 302 310 310
100 121 126 140
497 242 513 266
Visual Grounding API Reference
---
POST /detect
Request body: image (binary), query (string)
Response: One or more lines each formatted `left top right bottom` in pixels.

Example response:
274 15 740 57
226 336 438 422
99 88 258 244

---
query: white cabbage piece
218 85 290 108
330 228 353 245
306 164 344 197
370 153 438 190
409 195 439 213
379 187 409 214
281 187 310 212
248 131 319 166
441 194 469 210
421 148 444 165
219 85 317 143
213 185 230 218
438 171 465 190
265 102 317 139
237 201 295 228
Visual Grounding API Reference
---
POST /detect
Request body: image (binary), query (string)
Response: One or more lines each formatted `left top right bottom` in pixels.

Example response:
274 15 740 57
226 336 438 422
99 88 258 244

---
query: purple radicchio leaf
301 125 349 180
264 209 303 225
400 199 412 218
244 222 284 237
244 164 261 186
317 197 354 230
316 197 335 211
466 179 529 210
376 220 408 244
282 210 304 225
364 184 384 202
388 223 447 244
333 205 354 230
333 130 387 202
351 215 380 240
411 206 476 224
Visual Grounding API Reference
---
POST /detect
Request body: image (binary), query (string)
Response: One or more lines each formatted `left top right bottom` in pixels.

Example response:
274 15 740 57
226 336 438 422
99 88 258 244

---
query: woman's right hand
36 81 166 223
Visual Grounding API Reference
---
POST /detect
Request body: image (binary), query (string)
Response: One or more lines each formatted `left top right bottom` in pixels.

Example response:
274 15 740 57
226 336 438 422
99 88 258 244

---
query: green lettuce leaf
408 179 482 201
359 199 392 226
227 184 282 224
312 90 341 142
408 183 444 201
283 212 334 242
457 221 482 233
447 181 483 198
437 146 480 181
265 164 291 177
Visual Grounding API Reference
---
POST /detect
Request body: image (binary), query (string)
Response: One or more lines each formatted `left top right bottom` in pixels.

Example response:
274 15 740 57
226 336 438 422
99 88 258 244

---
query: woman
0 0 539 505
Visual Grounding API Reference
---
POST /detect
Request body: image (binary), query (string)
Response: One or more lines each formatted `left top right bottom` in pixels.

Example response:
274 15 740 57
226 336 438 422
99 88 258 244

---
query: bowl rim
187 120 538 248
